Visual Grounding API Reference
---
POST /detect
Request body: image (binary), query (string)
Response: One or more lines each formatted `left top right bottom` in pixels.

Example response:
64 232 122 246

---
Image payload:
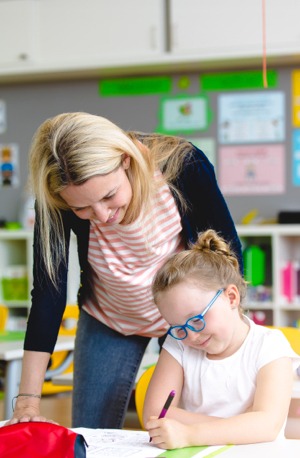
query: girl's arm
146 356 293 449
6 350 55 424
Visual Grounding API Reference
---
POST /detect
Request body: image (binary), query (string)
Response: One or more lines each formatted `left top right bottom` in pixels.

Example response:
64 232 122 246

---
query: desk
0 420 299 457
0 333 74 419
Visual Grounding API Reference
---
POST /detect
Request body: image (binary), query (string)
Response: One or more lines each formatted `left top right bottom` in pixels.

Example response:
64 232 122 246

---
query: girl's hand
146 416 190 450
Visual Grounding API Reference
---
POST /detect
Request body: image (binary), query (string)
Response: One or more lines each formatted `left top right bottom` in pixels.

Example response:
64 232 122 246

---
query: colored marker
158 390 176 419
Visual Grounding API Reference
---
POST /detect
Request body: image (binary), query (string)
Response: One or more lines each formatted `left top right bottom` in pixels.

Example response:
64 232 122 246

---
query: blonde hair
153 229 247 309
29 112 192 285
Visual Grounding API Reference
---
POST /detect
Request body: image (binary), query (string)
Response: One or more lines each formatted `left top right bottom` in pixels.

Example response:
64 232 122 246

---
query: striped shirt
84 172 183 337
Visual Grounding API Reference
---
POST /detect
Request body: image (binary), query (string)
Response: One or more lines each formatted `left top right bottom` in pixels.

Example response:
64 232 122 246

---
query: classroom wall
0 66 299 225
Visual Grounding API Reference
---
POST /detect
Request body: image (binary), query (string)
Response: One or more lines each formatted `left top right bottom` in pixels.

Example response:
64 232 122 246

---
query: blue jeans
72 309 150 428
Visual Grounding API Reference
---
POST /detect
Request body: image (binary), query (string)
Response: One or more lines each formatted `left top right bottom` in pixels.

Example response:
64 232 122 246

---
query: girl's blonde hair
29 112 192 284
153 229 247 309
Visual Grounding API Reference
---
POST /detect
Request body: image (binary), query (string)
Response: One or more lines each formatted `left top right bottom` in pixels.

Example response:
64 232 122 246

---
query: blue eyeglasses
167 289 224 340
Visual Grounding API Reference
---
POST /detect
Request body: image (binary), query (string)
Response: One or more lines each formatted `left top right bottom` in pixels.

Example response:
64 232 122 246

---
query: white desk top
0 335 75 361
0 422 299 457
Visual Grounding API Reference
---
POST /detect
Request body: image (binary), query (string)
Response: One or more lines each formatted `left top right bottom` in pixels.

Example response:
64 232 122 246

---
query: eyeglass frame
167 288 224 340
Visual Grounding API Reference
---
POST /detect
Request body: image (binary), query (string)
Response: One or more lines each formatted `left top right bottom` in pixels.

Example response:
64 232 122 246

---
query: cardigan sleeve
23 207 72 354
174 144 243 272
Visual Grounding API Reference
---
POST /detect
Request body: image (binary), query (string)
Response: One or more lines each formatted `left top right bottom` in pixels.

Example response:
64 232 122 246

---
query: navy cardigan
24 145 242 353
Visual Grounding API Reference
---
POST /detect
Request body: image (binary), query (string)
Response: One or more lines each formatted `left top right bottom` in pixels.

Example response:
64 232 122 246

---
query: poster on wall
157 95 211 134
219 144 285 195
0 144 20 188
292 129 300 186
186 137 216 167
218 91 285 144
291 70 300 127
0 100 6 134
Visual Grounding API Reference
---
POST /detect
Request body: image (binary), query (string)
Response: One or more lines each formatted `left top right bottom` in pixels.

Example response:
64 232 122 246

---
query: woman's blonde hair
29 112 192 284
153 229 247 309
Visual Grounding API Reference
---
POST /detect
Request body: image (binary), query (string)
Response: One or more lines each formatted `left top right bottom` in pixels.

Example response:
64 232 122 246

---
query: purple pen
158 389 176 419
149 390 176 442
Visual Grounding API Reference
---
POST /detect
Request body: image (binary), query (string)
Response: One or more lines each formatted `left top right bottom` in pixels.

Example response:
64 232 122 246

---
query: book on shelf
280 260 300 304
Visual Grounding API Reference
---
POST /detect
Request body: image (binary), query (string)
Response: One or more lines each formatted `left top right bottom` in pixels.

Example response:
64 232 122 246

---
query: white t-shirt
163 318 300 418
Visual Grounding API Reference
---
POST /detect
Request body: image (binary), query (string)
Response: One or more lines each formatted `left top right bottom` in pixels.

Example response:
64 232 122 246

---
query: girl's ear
225 284 240 309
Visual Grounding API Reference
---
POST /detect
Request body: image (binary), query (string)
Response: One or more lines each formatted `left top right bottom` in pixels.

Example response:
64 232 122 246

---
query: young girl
144 229 300 449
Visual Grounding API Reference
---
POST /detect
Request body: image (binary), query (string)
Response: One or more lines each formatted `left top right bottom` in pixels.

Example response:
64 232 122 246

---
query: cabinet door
38 0 166 67
0 0 37 67
169 0 300 59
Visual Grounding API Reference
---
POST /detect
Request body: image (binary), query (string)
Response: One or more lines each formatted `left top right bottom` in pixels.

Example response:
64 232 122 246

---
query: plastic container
243 245 266 286
1 265 29 301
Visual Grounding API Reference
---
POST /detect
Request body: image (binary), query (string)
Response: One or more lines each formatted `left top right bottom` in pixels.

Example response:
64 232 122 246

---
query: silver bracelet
12 393 42 412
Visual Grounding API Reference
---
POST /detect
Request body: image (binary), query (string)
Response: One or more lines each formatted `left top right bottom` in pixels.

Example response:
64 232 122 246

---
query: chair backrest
0 304 8 331
59 304 79 336
135 365 156 429
267 326 300 355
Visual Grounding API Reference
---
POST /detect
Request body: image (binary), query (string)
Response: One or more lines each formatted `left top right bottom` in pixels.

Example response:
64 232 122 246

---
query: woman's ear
225 284 240 309
122 155 131 170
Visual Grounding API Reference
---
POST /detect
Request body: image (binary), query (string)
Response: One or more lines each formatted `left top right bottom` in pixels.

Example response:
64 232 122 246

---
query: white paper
72 428 162 458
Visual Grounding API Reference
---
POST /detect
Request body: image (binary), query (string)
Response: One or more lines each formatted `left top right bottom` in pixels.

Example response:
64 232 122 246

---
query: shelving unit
0 229 80 330
237 225 300 327
1 225 300 330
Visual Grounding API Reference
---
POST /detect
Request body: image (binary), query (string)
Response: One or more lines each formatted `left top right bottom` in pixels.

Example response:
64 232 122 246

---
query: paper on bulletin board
99 76 172 96
157 95 211 134
0 143 19 188
200 69 278 91
218 91 285 144
291 70 300 127
219 144 285 195
0 100 6 134
186 137 216 167
292 129 300 186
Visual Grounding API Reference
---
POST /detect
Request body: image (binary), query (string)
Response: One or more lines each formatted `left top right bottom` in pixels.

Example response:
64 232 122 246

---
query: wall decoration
99 76 172 96
0 100 6 134
292 70 300 127
0 144 19 188
157 95 211 134
219 144 285 195
201 69 278 91
292 129 300 186
186 137 216 166
218 91 285 144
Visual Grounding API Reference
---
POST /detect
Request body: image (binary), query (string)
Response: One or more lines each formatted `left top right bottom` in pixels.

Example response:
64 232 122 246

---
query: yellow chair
0 305 8 331
267 326 300 355
42 304 79 394
135 364 156 429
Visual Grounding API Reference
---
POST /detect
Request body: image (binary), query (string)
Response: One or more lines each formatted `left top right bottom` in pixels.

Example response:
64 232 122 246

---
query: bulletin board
0 66 299 225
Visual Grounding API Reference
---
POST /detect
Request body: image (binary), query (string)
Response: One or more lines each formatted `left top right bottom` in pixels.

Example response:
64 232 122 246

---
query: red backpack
0 422 87 458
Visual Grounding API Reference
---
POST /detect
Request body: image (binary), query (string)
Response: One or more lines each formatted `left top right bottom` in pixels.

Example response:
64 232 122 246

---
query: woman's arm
6 350 56 424
146 357 293 449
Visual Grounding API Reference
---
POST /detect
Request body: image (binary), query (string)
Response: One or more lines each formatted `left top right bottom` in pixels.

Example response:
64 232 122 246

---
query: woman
8 112 242 428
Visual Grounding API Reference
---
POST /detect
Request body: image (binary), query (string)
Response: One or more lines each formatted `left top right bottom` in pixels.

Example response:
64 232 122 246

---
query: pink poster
219 144 285 195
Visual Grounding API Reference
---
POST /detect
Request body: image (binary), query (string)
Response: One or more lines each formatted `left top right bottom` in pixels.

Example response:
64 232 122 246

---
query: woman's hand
146 416 190 450
5 398 57 425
